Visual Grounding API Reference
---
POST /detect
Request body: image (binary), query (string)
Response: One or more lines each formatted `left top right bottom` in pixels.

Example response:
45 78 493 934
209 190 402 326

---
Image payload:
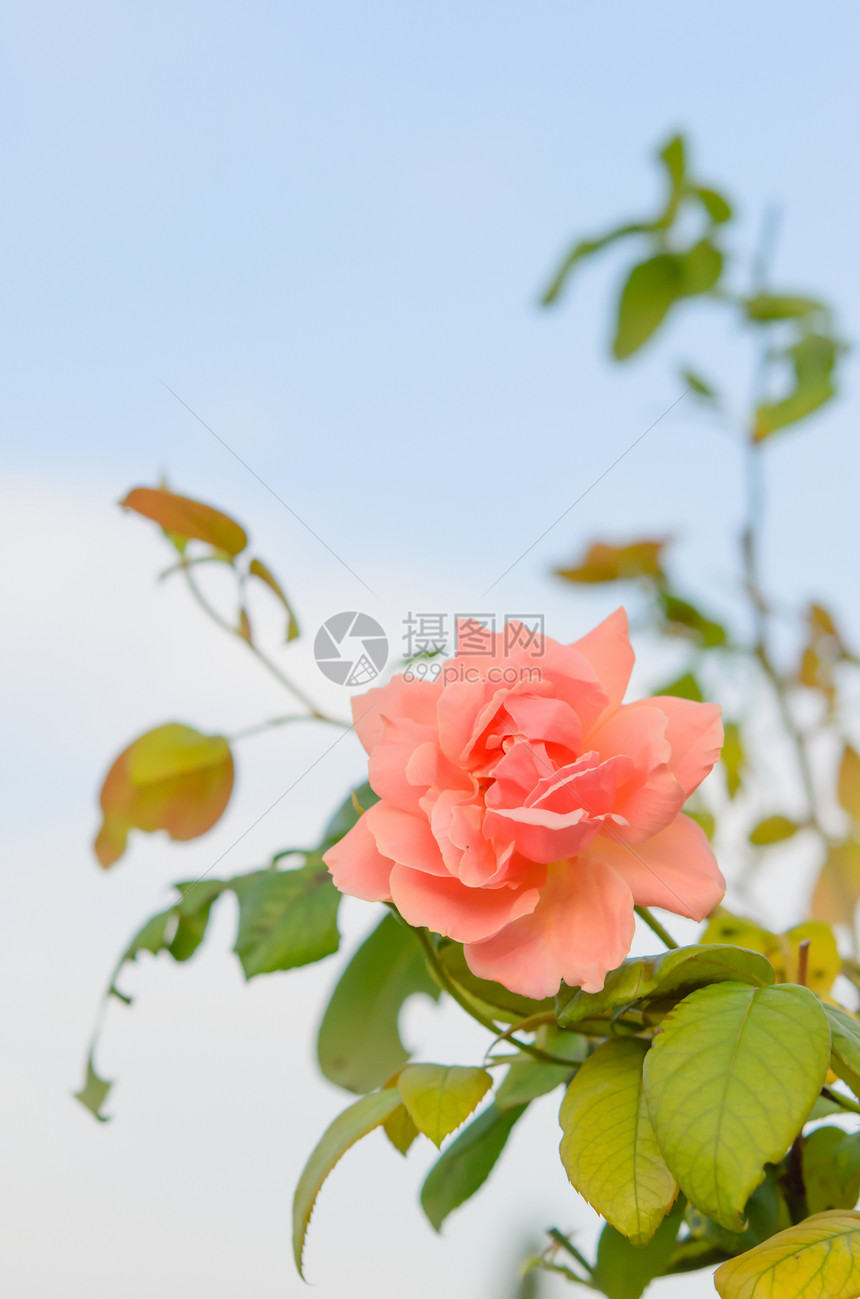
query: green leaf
685 808 716 840
658 591 727 648
660 134 686 188
317 913 440 1094
119 908 173 963
695 187 732 224
560 1038 678 1245
681 367 719 401
748 815 800 846
613 254 683 359
169 878 227 961
319 782 379 852
656 134 686 226
540 222 653 305
643 982 830 1231
714 1210 860 1299
745 294 825 321
653 672 702 701
248 557 299 641
292 1088 401 1277
435 939 555 1024
420 1103 526 1231
398 1064 492 1147
679 239 723 296
73 1053 112 1122
754 333 840 440
700 1167 792 1257
496 1034 586 1111
804 1127 860 1214
557 944 774 1027
232 859 340 977
825 1005 860 1098
592 1202 684 1299
722 721 744 799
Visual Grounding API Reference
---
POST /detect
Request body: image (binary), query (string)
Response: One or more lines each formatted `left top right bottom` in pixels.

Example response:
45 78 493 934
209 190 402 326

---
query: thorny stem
411 925 576 1067
635 906 679 950
180 563 346 725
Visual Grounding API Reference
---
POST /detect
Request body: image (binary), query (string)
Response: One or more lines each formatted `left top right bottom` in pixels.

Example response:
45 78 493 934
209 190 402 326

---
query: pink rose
324 609 725 999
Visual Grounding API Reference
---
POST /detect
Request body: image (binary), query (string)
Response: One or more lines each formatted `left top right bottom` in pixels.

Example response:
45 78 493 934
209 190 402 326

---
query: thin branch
635 906 680 950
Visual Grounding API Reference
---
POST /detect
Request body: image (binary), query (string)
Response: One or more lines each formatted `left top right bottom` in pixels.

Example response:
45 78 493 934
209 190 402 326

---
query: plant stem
635 906 679 950
547 1228 595 1278
180 564 345 724
740 216 832 856
229 712 344 742
411 926 574 1067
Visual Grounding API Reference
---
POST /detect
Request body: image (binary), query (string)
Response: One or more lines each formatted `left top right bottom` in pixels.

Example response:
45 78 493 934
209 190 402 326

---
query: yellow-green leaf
654 672 703 702
292 1088 401 1277
825 1005 860 1099
397 1064 492 1148
557 943 774 1027
120 486 248 556
776 922 841 998
839 747 860 823
560 1039 677 1245
94 724 234 867
714 1210 860 1299
745 294 825 321
695 187 732 224
73 1053 112 1122
749 815 800 846
383 1104 419 1156
813 843 860 927
643 983 830 1231
754 333 840 441
722 721 744 799
614 255 683 358
248 557 299 641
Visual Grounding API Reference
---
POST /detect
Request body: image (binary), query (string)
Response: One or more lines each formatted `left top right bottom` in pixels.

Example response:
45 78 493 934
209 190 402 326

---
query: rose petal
368 803 451 877
369 717 445 813
351 675 442 755
572 607 635 726
464 859 635 999
647 696 723 797
389 865 542 944
584 813 725 920
323 811 393 902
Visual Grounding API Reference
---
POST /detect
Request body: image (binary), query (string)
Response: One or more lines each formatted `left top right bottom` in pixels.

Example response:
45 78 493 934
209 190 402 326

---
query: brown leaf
94 723 234 867
555 538 667 584
248 557 300 641
120 487 248 556
812 843 860 926
839 747 860 823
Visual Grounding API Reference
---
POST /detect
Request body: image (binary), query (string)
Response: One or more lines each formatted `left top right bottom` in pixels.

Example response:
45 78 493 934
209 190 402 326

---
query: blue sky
3 4 859 1296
